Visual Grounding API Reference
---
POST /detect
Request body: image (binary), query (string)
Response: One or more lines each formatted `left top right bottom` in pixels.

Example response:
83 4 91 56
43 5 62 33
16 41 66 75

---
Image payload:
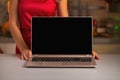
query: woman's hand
92 50 100 60
20 49 32 60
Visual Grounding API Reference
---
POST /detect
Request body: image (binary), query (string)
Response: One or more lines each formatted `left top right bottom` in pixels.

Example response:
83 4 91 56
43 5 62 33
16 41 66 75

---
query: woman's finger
92 51 95 59
22 52 28 60
28 51 32 58
21 55 24 60
95 53 100 60
92 50 101 60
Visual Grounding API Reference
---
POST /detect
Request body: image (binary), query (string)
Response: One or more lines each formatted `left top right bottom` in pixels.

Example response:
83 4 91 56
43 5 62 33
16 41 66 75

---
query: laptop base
25 55 96 68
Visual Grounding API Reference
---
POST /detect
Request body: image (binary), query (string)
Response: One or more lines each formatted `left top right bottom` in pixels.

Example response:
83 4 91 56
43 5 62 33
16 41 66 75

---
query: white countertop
0 53 120 80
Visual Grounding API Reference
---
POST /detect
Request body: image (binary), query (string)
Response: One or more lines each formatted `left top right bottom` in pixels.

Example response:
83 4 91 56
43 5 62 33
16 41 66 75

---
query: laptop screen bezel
31 16 93 55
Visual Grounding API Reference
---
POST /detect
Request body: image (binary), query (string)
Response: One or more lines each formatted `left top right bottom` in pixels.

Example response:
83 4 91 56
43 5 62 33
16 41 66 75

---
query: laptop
25 16 96 68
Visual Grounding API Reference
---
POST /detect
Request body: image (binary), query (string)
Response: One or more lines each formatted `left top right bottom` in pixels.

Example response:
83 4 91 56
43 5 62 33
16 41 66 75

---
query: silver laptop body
25 16 96 68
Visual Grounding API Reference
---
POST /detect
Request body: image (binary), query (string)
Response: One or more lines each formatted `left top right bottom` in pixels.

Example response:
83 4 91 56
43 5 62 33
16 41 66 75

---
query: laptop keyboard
32 57 92 62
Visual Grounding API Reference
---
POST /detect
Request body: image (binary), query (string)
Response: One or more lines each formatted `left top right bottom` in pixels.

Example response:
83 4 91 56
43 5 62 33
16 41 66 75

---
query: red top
16 0 57 53
18 0 57 30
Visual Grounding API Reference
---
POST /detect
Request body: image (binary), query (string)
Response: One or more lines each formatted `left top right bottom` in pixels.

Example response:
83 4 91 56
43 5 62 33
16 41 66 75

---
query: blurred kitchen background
0 0 120 54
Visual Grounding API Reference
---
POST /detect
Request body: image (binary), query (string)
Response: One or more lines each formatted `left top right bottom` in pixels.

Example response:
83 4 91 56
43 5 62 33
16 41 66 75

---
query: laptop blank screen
32 17 92 54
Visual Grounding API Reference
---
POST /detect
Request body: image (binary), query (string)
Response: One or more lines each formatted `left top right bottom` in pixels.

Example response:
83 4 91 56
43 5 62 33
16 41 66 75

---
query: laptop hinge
86 54 92 57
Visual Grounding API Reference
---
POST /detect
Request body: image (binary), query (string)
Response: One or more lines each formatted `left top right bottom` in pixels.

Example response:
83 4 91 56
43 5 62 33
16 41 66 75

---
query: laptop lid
32 17 92 55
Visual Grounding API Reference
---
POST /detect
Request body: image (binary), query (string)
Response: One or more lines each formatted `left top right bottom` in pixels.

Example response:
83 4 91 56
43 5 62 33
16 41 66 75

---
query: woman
9 0 100 60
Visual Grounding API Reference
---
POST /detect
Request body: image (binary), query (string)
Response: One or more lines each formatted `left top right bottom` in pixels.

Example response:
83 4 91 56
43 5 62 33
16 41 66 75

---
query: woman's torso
18 0 57 30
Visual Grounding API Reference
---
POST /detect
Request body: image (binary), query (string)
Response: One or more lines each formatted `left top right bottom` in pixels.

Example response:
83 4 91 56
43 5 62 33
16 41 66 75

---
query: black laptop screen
32 17 92 54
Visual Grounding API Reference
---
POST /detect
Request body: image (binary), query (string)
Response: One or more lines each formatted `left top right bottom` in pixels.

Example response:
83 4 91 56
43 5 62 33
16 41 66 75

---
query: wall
69 0 120 21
